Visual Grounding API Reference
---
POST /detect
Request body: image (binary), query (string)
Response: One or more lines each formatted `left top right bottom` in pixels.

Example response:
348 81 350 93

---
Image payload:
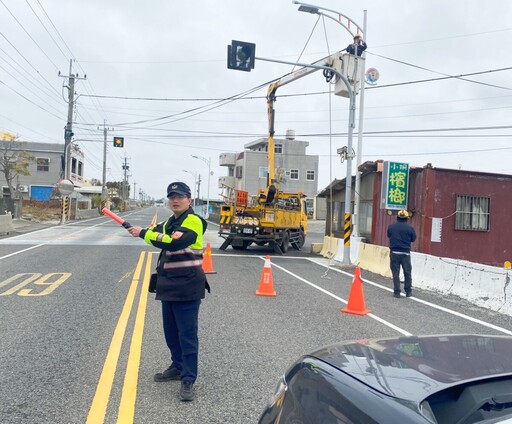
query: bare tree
0 133 35 198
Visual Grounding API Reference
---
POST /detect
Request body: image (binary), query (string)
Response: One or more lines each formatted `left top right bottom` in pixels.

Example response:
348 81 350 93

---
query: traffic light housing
113 137 124 148
227 40 256 72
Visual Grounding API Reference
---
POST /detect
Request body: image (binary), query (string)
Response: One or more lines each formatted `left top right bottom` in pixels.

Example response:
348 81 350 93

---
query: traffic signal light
113 137 124 148
227 40 256 72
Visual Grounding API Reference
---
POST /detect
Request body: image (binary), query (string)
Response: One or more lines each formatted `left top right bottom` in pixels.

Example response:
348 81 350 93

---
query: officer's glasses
168 194 187 200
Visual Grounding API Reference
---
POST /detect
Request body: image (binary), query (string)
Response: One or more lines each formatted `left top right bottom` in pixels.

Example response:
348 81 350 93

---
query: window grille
455 195 490 231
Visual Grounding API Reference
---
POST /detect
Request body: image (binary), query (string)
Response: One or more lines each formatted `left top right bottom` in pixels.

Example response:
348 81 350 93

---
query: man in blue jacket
387 210 417 298
346 34 367 56
128 181 207 401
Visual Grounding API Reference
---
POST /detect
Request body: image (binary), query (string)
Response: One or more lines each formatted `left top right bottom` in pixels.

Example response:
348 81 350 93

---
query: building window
274 144 282 154
228 167 234 177
36 158 49 172
235 166 243 179
290 169 299 180
455 195 490 231
259 167 268 178
306 170 315 181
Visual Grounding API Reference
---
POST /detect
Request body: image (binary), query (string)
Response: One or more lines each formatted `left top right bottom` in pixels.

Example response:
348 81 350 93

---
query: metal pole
353 10 368 238
342 85 356 265
206 158 211 219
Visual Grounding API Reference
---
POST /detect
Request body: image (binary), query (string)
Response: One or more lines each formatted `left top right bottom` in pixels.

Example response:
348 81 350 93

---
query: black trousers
390 252 412 295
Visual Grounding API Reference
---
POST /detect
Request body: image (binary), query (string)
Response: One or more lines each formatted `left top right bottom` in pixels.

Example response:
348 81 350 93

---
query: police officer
128 181 208 401
346 34 367 56
387 210 417 298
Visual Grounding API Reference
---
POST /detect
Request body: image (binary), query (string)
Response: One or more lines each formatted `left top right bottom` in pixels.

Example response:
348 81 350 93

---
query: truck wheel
292 230 305 250
280 231 290 253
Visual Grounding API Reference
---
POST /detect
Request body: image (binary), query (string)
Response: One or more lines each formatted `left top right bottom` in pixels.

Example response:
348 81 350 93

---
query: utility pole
98 120 114 207
197 173 201 203
59 59 86 180
133 181 137 200
122 156 130 201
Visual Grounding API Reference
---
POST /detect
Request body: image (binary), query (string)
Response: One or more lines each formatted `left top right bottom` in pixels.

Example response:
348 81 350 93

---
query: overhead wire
24 0 68 62
0 0 60 70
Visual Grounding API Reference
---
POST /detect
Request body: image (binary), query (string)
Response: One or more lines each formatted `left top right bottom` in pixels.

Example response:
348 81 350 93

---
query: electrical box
331 52 365 98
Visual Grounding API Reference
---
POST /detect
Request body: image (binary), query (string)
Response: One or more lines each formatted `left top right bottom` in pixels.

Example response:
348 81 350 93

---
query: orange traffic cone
341 267 371 315
202 243 217 274
256 256 276 297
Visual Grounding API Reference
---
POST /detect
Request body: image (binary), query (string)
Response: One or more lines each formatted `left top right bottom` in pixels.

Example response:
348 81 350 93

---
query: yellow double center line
86 251 153 424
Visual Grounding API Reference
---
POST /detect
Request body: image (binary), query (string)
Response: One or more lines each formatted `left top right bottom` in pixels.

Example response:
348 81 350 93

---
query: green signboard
381 161 409 210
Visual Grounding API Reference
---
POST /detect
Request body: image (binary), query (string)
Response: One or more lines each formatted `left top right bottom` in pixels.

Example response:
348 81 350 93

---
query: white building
218 130 319 212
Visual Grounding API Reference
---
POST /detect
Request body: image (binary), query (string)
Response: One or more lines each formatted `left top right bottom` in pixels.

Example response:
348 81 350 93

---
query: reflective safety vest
141 207 208 301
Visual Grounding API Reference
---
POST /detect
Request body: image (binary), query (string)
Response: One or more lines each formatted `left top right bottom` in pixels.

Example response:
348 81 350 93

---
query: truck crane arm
264 54 336 199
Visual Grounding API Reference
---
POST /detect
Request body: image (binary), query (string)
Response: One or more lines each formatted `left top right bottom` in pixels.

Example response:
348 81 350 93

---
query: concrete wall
353 241 512 317
314 236 511 317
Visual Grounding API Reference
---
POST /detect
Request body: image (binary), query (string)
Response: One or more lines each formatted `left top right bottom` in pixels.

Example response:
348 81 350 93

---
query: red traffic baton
101 208 132 229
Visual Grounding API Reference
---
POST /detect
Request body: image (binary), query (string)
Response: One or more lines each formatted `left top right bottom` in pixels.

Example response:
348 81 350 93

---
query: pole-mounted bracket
337 146 356 163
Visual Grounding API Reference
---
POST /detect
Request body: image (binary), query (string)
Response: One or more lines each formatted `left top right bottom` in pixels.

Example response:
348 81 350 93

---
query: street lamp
183 169 198 208
296 1 367 262
192 155 212 219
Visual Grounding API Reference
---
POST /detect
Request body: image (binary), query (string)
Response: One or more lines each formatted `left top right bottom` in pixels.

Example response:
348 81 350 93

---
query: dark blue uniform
387 219 416 297
346 40 367 56
140 207 207 384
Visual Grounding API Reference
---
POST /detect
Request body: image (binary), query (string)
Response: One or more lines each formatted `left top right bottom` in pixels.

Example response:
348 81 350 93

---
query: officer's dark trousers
390 252 412 295
161 299 201 383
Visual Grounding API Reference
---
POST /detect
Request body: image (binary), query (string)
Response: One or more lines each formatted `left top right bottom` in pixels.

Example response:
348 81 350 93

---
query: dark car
259 334 512 424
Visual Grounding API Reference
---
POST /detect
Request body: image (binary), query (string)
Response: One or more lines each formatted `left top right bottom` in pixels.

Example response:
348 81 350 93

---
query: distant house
318 160 512 266
0 140 84 200
218 129 319 214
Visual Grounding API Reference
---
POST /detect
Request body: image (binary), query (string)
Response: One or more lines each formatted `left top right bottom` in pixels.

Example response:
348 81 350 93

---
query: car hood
309 334 512 402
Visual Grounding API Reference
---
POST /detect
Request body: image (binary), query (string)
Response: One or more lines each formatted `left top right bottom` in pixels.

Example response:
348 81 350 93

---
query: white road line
0 244 45 260
307 258 512 336
263 257 412 336
0 219 117 259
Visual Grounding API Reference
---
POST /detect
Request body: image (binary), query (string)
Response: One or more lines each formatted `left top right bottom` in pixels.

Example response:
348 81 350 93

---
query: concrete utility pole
191 155 212 218
197 174 201 202
59 59 86 180
98 120 114 204
122 156 130 200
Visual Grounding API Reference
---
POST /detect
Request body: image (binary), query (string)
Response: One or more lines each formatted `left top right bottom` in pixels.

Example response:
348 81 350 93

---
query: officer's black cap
167 182 191 198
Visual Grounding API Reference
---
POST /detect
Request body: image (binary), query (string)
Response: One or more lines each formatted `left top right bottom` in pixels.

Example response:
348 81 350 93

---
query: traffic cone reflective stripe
202 243 217 274
341 267 371 315
256 255 276 297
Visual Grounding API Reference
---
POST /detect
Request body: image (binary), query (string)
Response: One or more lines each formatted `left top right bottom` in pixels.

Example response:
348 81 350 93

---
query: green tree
0 134 35 198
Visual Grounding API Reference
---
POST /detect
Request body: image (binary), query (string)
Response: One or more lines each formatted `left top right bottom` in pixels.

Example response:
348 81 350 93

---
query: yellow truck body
218 189 308 254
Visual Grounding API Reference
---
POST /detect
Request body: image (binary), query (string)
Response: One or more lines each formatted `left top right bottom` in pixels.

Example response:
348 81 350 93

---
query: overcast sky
1 0 511 200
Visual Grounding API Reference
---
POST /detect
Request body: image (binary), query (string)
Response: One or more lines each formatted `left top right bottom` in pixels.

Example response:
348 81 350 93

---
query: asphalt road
1 208 511 423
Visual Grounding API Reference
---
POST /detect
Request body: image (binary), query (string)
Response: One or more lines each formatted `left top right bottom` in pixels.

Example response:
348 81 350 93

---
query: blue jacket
346 41 367 56
387 220 417 253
